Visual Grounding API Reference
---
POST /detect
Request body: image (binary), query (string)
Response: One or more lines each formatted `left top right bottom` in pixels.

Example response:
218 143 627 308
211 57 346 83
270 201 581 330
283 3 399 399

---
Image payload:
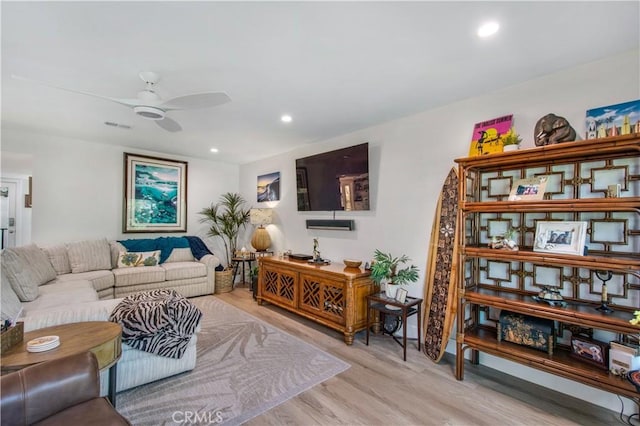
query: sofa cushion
1 268 22 322
21 281 98 313
165 247 195 263
55 270 114 293
112 266 165 287
67 239 111 273
162 262 207 281
117 250 160 268
42 245 72 275
1 244 57 301
110 241 127 269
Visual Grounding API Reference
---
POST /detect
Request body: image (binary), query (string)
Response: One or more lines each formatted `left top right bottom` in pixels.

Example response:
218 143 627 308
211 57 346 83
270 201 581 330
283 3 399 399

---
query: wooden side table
1 321 122 406
365 292 423 361
232 252 256 287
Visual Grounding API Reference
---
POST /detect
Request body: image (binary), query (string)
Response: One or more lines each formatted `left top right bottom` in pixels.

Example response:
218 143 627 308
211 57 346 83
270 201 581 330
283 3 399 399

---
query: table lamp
250 208 273 251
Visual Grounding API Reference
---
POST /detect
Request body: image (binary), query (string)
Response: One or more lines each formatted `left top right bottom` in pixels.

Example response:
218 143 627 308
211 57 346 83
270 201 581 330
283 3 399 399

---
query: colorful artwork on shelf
468 114 513 157
585 99 640 139
257 171 280 202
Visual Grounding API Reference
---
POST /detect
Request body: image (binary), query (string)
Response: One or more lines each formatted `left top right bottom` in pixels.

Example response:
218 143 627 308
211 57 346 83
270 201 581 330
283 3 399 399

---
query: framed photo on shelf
533 221 587 256
508 176 549 201
570 334 609 370
395 288 408 303
123 153 188 233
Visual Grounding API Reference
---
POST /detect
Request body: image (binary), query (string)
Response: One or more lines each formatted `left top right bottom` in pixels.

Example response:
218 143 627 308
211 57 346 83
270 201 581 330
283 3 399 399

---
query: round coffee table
1 321 122 406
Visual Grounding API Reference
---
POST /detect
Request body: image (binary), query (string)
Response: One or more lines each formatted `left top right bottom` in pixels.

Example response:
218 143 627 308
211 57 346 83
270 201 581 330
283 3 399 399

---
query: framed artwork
533 221 587 256
508 176 549 201
585 99 640 139
395 288 408 303
123 153 188 233
257 171 280 202
468 114 513 157
570 334 609 370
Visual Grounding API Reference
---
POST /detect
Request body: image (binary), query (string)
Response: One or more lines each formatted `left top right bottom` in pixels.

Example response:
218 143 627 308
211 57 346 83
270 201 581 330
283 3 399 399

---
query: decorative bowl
343 259 362 268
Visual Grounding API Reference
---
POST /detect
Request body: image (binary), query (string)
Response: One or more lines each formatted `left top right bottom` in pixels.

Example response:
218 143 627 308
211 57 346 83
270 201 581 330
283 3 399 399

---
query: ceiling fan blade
155 117 182 132
161 92 231 111
11 74 139 108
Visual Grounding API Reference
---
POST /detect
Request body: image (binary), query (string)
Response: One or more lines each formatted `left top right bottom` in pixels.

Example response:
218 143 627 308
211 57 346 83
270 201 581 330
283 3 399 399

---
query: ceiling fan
12 71 231 132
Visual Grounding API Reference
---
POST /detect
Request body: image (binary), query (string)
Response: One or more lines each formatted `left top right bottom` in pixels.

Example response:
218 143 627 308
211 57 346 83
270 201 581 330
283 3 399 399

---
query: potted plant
502 127 522 152
370 249 419 298
199 192 251 293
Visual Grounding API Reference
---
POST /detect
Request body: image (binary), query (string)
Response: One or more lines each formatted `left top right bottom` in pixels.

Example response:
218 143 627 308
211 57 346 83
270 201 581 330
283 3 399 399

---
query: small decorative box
1 322 24 354
497 311 554 355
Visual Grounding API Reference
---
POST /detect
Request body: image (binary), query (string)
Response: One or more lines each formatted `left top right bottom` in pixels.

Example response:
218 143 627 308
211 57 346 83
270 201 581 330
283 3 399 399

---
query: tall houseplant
198 192 251 269
370 249 419 298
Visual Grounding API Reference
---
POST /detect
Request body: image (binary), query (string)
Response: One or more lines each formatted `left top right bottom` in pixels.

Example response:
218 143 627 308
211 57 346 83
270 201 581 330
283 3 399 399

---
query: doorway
0 180 18 248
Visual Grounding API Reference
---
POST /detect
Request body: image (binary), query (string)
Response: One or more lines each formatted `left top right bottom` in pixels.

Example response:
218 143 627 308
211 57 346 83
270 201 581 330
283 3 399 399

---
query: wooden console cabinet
454 134 640 402
257 257 378 345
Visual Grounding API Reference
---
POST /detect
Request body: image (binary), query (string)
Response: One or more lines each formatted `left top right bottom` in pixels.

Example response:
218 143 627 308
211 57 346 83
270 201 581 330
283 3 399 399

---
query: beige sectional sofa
40 238 218 300
0 237 220 394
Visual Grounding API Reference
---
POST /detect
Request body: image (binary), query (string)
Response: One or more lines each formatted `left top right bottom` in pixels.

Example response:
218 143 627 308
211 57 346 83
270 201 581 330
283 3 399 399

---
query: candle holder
595 270 613 313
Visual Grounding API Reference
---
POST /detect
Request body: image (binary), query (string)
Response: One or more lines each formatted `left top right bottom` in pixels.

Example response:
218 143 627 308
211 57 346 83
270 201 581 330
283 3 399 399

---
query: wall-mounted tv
296 142 369 211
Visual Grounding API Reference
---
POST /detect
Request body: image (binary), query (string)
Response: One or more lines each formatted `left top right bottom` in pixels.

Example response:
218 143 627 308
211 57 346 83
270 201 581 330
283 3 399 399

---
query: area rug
116 296 350 425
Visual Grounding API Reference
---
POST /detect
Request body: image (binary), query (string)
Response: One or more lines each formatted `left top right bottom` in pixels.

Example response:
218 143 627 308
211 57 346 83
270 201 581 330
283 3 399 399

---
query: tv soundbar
305 219 355 231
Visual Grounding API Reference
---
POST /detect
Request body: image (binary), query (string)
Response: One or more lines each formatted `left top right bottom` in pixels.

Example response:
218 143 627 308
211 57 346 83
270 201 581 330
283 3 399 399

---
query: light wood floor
216 287 620 426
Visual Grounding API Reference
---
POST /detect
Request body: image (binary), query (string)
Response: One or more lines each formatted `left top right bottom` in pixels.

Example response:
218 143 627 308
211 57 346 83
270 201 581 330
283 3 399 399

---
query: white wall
0 129 240 257
238 49 640 412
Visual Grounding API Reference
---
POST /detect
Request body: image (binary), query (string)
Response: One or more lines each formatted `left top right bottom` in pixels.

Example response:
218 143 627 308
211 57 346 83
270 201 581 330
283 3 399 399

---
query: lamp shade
250 208 273 226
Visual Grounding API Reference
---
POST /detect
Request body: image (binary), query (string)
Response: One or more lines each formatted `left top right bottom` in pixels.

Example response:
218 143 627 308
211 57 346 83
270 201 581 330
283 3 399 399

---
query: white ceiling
2 1 638 164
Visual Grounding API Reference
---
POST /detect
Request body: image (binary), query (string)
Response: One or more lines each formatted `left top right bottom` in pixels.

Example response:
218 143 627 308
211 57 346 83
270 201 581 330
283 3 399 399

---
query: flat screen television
295 142 369 211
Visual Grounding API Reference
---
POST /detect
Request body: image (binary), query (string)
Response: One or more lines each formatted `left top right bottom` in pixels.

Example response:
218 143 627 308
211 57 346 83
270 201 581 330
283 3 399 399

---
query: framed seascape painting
123 153 188 233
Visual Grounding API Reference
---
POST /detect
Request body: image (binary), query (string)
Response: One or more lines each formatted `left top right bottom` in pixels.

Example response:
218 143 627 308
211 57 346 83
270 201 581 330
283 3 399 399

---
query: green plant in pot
198 192 251 270
502 127 522 151
370 249 419 298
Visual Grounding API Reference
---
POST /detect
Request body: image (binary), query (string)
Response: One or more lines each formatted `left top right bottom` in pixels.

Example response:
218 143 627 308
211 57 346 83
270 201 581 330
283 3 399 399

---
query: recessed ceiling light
478 21 499 38
281 115 292 123
210 148 219 153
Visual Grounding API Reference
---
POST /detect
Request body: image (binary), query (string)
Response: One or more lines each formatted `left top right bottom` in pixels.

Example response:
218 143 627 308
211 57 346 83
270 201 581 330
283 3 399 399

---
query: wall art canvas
123 153 188 233
257 171 280 202
585 99 640 139
468 114 514 156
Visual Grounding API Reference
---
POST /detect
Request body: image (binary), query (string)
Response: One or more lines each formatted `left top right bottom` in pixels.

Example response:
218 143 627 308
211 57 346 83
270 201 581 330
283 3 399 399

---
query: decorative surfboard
422 167 459 363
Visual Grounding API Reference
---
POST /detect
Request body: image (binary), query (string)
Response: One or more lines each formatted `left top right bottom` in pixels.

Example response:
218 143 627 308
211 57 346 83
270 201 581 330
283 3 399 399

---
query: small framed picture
395 288 408 303
533 221 588 256
570 334 609 370
508 176 549 201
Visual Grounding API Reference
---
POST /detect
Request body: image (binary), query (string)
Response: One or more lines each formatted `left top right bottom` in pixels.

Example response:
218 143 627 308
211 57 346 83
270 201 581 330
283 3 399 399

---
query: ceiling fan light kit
134 105 165 120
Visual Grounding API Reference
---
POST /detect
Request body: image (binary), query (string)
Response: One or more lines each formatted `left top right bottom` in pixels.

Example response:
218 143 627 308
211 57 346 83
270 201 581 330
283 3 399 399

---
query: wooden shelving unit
454 134 640 402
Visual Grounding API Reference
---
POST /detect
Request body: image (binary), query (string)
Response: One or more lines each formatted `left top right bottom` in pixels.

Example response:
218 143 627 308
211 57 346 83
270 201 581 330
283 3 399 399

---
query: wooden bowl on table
343 259 362 268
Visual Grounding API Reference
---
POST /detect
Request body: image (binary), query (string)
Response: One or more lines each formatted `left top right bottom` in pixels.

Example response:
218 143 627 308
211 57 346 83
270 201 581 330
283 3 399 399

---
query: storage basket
1 322 24 354
215 269 234 294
